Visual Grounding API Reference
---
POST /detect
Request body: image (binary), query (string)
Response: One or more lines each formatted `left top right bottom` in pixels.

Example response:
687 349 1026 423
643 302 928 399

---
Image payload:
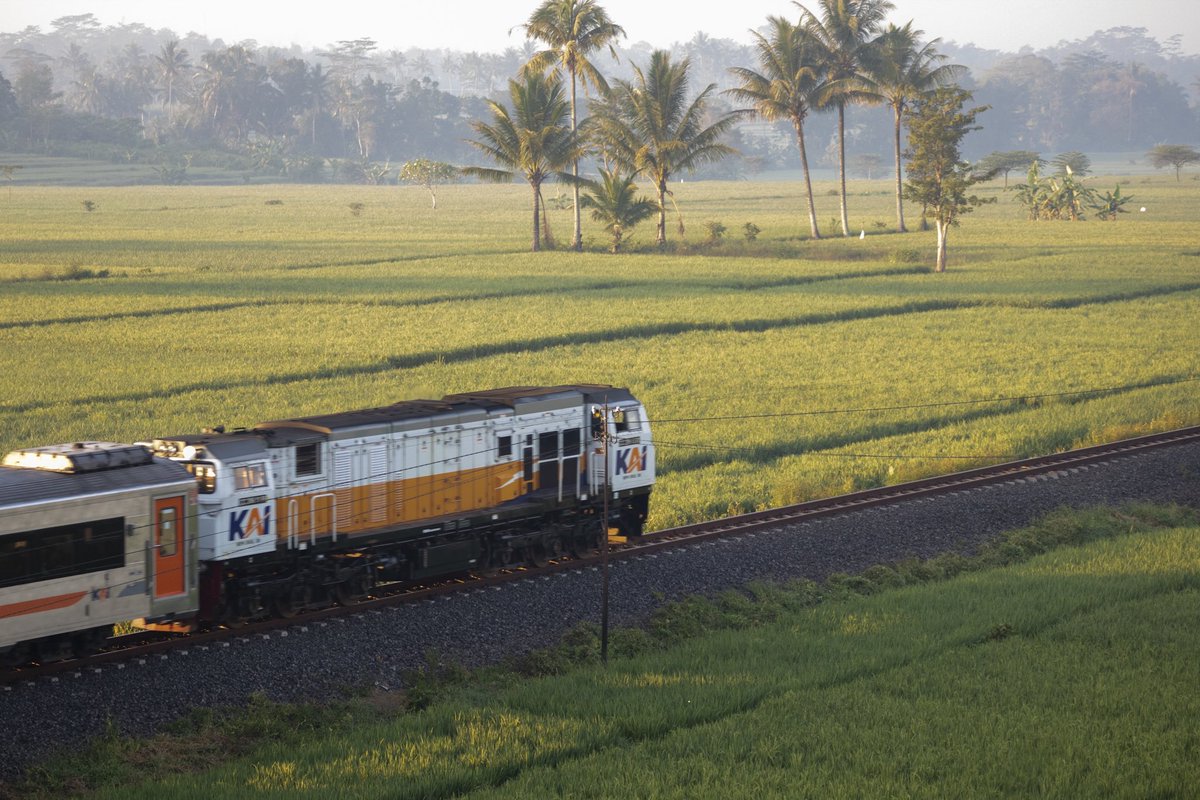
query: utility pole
600 400 611 665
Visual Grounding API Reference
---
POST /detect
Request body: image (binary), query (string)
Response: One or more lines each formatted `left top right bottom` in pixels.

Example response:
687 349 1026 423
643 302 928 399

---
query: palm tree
863 22 961 232
522 0 626 252
796 0 894 237
301 64 331 150
728 16 825 239
154 40 191 118
579 168 657 252
465 73 583 252
592 50 737 247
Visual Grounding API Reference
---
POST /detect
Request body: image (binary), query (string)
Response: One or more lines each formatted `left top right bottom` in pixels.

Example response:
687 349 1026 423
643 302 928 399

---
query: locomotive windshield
233 462 268 490
182 461 217 494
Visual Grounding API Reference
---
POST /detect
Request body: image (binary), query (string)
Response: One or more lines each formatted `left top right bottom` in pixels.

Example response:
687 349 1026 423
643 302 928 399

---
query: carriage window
184 461 217 494
0 537 28 585
158 507 178 557
233 462 268 490
295 443 323 477
497 435 512 458
0 517 124 588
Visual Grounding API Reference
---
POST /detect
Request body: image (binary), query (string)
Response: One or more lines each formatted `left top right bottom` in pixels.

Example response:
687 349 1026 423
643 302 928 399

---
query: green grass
0 178 1197 529
17 504 1187 799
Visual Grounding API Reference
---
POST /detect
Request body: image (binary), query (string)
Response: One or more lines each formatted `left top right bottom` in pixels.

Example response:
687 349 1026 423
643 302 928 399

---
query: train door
538 431 560 498
153 495 186 598
562 428 581 498
522 435 534 494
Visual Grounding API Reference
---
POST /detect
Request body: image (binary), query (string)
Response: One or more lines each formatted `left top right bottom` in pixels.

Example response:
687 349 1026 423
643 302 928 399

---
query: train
0 385 655 665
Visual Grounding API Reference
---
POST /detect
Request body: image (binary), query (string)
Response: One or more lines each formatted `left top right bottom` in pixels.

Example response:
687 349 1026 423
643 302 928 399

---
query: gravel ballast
2 442 1198 778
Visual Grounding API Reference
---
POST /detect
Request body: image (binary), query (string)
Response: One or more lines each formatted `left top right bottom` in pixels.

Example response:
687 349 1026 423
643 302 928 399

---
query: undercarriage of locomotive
200 493 648 624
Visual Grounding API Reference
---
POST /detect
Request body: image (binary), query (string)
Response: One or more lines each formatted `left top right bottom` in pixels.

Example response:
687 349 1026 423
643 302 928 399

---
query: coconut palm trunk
570 70 582 250
655 178 668 246
532 182 543 251
892 103 906 232
837 104 849 236
794 120 821 239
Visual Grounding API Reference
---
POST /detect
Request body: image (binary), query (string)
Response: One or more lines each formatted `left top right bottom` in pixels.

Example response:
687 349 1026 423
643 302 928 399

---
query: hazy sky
4 0 1199 56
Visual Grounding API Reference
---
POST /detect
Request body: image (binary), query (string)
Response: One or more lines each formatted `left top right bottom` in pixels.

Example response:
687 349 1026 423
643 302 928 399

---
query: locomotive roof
0 456 193 512
253 385 633 443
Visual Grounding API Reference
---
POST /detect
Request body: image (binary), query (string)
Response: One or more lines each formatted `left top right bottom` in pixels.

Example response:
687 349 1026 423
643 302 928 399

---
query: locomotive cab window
613 408 629 432
295 443 323 478
233 462 268 490
183 461 217 494
590 408 604 439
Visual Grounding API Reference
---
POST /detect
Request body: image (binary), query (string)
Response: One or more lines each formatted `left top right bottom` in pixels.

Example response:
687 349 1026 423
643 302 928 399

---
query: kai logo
229 505 271 541
615 446 648 476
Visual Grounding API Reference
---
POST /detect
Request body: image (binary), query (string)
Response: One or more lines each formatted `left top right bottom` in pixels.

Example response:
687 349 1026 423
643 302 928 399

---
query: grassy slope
76 506 1200 799
0 179 1197 529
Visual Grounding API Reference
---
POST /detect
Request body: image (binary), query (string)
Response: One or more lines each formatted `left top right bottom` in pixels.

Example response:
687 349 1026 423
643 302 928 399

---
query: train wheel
1 642 31 668
274 585 308 618
72 626 109 658
523 544 543 569
495 543 516 569
544 535 565 561
334 575 367 606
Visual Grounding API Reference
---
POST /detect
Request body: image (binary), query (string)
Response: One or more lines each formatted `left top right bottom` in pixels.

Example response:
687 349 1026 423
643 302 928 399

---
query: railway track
6 424 1198 686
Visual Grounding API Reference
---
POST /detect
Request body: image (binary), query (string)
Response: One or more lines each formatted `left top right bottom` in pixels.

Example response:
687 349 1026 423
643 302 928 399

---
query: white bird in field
859 230 865 239
1140 207 1147 212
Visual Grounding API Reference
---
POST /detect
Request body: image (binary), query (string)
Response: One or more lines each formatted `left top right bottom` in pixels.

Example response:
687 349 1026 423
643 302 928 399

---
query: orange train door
153 495 186 598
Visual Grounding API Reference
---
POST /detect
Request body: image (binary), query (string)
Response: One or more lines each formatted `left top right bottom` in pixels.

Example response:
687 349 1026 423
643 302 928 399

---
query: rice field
1 176 1198 528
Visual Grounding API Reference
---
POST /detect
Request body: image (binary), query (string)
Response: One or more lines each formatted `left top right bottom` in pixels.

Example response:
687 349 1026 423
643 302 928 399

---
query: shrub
888 247 922 264
703 220 726 244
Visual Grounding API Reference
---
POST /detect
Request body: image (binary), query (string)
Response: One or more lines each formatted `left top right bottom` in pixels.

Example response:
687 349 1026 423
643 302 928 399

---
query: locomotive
0 385 654 664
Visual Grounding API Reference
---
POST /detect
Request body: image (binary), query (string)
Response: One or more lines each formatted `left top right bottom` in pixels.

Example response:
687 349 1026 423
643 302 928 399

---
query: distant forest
1 12 1197 181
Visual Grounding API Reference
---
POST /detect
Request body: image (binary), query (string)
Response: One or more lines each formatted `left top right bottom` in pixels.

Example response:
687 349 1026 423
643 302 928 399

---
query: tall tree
727 16 825 239
903 86 992 273
974 150 1042 188
796 0 894 237
591 50 737 247
154 40 191 115
465 72 582 252
1147 144 1200 182
521 0 626 252
862 21 961 232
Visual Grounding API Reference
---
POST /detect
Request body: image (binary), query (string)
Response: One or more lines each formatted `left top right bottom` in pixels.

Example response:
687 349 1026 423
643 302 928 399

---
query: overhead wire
2 371 1197 620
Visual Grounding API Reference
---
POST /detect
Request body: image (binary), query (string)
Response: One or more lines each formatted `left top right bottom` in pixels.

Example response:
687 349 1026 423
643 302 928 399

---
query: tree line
1 10 1197 178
